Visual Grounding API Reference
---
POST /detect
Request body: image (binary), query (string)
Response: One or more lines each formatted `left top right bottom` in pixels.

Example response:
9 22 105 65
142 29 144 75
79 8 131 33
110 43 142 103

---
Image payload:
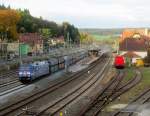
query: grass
123 67 135 82
91 34 118 41
139 67 150 89
104 67 150 112
117 67 150 103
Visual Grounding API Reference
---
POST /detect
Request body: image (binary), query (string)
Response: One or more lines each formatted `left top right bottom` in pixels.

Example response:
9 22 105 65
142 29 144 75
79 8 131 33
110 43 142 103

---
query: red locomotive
114 56 125 69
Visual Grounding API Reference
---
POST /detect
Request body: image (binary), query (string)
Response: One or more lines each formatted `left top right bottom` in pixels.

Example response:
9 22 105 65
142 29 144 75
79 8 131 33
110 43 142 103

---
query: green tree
62 22 80 44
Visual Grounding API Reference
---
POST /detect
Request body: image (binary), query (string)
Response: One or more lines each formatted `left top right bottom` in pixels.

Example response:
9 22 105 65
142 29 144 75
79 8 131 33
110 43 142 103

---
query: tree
0 5 80 44
0 4 6 9
80 32 94 45
0 9 20 41
62 22 80 44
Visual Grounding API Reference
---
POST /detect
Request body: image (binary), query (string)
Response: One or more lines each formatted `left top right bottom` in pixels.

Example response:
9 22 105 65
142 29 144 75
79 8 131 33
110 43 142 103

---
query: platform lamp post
67 32 70 48
115 39 119 55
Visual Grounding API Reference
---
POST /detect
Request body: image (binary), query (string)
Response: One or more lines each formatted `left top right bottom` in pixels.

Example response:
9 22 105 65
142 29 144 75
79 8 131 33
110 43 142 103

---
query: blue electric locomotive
19 61 49 82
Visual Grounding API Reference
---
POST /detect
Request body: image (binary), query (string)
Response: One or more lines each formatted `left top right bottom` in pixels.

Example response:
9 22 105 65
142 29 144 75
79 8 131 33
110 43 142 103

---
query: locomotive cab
19 64 33 82
114 56 125 69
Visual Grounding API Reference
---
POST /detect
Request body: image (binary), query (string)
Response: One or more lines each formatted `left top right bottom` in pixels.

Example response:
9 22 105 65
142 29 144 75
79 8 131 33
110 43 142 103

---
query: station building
119 28 150 63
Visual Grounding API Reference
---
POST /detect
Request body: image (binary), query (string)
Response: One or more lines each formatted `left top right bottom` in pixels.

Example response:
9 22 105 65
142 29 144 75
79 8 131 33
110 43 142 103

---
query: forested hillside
0 4 80 43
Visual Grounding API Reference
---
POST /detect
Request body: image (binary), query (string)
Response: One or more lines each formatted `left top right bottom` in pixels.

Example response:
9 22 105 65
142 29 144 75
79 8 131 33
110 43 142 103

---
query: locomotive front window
20 67 30 71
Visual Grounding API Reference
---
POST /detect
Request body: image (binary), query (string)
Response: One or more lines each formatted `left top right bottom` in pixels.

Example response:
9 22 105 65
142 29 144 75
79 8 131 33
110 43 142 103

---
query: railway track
0 54 109 116
30 55 111 116
0 69 19 86
0 69 22 93
0 84 26 97
79 70 125 116
0 70 18 79
0 79 19 88
79 69 141 116
107 71 141 116
0 79 21 89
113 86 150 116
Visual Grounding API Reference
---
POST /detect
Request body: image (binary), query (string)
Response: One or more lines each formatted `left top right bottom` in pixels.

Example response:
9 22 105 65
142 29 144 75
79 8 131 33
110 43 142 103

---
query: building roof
122 51 141 58
119 29 150 51
121 29 147 40
19 33 43 44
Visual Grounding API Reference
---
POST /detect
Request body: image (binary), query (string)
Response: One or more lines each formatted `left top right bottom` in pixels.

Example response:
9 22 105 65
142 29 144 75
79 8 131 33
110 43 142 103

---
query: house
51 36 64 45
49 36 65 50
119 28 150 63
19 33 43 54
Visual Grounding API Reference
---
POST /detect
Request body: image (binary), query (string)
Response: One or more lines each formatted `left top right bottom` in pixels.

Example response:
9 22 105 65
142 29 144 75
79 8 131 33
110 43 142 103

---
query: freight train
114 55 125 69
19 52 88 83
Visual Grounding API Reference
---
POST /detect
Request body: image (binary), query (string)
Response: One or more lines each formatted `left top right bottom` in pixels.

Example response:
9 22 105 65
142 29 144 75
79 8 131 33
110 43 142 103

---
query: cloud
2 0 150 28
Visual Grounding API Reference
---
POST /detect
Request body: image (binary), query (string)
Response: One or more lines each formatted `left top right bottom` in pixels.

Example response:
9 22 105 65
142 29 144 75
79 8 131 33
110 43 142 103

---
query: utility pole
126 38 128 51
115 40 119 55
67 32 70 48
19 43 23 65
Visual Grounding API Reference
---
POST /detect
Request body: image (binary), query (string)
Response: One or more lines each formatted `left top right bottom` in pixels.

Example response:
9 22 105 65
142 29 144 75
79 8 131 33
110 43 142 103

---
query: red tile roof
121 29 146 40
19 33 43 44
122 51 141 58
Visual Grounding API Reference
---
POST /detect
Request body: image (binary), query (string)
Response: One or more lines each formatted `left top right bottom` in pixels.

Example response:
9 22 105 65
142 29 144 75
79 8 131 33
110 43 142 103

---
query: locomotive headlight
27 72 31 75
19 72 23 75
26 72 31 77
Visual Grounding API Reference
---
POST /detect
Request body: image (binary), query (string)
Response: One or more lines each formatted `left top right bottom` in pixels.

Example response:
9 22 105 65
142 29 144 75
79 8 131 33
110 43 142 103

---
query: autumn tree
0 9 20 42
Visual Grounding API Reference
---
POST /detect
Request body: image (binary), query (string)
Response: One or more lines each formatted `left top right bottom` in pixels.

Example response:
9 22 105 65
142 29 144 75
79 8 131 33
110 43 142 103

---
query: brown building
119 28 150 63
119 28 150 51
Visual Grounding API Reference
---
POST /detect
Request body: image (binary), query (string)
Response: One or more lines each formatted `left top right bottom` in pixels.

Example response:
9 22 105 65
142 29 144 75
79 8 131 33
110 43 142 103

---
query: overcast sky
1 0 150 28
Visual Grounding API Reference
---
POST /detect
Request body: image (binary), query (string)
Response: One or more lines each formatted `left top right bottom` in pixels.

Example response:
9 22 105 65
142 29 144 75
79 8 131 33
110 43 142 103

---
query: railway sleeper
103 91 122 94
96 97 109 101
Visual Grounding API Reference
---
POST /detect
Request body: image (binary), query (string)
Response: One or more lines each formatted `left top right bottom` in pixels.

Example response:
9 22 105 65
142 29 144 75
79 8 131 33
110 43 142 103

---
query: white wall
134 52 147 58
120 51 147 58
